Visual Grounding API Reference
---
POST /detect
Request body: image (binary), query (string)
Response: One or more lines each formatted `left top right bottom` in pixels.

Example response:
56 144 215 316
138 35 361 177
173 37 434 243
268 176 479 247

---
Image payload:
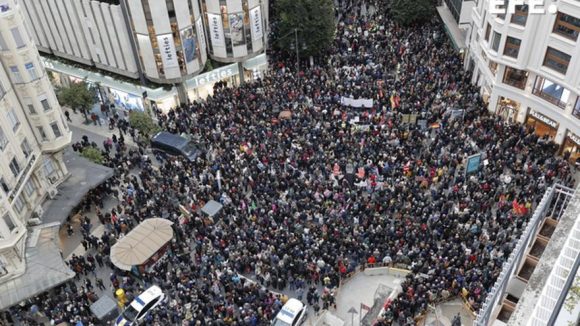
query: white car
115 285 165 326
272 298 307 326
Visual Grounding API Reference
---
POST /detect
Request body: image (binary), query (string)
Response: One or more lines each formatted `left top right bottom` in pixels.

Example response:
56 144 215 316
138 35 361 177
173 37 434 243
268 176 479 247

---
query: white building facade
468 0 580 163
201 0 266 63
17 0 267 87
0 0 71 281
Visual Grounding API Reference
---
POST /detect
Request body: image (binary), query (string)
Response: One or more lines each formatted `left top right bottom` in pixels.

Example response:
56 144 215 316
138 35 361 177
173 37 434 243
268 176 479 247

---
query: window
23 180 36 197
503 66 528 89
503 36 521 58
491 31 501 51
3 214 16 232
10 27 25 48
43 158 55 176
0 32 7 50
511 5 528 26
532 76 570 109
9 158 20 177
25 62 37 80
13 196 24 213
543 47 571 74
50 122 61 138
40 99 51 112
7 109 20 132
9 66 22 83
37 126 47 141
0 127 7 150
21 138 31 158
0 81 4 99
0 178 9 194
573 97 580 119
27 104 36 114
485 23 492 42
553 12 580 41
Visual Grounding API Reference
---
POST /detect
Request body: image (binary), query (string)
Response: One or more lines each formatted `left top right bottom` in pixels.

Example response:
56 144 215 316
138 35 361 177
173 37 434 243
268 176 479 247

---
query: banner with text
341 96 374 108
157 34 179 69
250 7 263 41
207 13 225 47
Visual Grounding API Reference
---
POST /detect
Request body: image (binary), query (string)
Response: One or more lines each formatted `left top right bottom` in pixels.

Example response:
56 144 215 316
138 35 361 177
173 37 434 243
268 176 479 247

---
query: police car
272 298 307 326
115 285 165 325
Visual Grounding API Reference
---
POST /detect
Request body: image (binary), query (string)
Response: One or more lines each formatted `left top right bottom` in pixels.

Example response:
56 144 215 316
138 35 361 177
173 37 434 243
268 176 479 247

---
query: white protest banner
340 96 374 108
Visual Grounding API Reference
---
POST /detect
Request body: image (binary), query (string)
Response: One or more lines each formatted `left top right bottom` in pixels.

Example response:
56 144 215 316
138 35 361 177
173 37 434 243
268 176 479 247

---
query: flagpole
359 303 362 326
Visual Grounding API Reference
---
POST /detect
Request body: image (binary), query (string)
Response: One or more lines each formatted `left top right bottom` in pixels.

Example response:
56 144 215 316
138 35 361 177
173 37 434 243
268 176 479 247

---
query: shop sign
568 132 580 146
250 7 263 41
207 13 225 47
196 18 207 52
188 65 238 88
157 34 179 69
529 109 558 129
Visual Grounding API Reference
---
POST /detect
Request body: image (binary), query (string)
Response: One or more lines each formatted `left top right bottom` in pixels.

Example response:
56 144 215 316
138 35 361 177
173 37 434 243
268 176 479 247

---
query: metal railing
473 184 574 325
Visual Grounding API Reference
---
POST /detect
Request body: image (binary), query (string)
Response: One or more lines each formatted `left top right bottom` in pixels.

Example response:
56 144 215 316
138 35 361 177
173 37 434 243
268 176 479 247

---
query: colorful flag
361 303 371 311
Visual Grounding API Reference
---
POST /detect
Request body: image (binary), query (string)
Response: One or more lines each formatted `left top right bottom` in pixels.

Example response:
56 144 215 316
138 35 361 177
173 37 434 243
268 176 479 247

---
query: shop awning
110 218 174 271
40 57 175 102
0 223 75 310
243 53 267 70
42 149 114 225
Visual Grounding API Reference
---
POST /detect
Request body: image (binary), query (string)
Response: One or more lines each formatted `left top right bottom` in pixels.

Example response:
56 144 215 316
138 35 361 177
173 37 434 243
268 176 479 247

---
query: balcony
39 130 71 153
7 154 38 203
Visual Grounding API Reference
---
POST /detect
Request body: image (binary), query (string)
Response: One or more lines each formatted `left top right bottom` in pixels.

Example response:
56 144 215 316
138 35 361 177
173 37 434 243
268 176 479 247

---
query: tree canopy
274 0 335 57
390 0 434 26
57 80 98 122
79 146 104 165
129 111 160 138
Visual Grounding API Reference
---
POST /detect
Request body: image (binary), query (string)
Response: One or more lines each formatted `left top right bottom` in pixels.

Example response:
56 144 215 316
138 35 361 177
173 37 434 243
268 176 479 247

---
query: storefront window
526 109 559 139
496 96 520 123
532 76 570 109
503 66 528 89
561 131 580 164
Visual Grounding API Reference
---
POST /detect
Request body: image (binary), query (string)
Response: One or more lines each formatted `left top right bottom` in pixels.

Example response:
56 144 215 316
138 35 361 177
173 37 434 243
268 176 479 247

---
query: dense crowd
6 0 577 325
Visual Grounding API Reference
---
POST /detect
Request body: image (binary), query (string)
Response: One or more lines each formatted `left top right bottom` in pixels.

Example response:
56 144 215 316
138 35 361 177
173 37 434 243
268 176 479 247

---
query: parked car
150 131 201 162
271 298 307 326
115 285 165 325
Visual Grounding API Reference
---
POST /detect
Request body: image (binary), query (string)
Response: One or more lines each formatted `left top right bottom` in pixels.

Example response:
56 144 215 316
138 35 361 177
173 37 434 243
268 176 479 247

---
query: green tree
390 0 434 26
57 80 98 123
79 146 104 165
129 111 160 137
275 0 335 58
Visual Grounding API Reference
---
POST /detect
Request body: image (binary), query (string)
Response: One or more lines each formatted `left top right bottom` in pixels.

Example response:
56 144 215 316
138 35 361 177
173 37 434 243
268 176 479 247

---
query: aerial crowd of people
4 0 577 325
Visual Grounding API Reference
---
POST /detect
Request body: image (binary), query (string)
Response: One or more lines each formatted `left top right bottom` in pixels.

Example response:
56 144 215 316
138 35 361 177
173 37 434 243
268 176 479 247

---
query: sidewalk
64 107 138 148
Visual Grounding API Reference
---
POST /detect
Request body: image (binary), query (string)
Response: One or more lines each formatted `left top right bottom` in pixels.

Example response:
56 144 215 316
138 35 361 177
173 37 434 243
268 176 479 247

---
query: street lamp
275 27 304 78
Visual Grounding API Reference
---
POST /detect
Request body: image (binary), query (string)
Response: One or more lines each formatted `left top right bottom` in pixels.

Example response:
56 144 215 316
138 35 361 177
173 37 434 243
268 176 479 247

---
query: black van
150 131 201 162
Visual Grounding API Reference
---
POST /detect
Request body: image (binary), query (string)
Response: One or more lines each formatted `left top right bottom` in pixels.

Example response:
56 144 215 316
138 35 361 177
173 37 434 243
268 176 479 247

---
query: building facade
17 0 267 89
201 0 266 63
0 0 71 281
467 0 580 163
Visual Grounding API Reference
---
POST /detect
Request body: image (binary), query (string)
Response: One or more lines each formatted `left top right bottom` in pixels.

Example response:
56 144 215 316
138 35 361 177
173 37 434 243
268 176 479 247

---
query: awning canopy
42 149 114 225
201 200 223 217
0 223 75 310
110 218 174 271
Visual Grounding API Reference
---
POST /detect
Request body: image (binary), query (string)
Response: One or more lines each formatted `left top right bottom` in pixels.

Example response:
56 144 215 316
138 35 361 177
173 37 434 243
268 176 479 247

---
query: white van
272 298 307 326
